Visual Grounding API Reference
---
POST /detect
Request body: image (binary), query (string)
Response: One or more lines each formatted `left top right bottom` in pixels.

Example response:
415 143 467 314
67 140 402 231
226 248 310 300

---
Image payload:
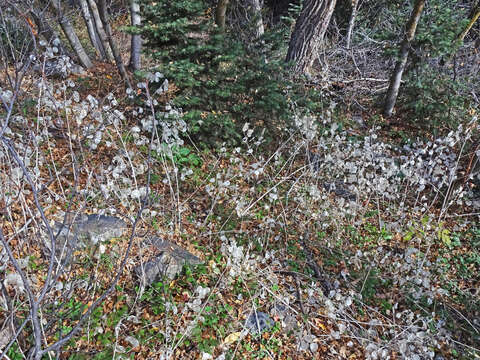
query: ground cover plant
0 0 479 359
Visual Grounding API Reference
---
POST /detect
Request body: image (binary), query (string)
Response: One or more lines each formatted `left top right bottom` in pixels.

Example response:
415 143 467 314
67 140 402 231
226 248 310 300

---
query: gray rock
135 238 202 286
54 213 127 247
245 311 274 334
48 213 127 259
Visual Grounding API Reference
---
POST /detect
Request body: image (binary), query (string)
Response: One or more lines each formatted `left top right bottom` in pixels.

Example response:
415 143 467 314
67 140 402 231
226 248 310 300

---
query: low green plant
171 146 202 168
6 342 24 360
367 0 473 132
360 268 380 303
135 0 322 145
402 69 470 133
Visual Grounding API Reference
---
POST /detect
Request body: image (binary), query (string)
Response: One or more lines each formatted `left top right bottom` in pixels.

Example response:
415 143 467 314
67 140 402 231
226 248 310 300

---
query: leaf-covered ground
1 48 479 360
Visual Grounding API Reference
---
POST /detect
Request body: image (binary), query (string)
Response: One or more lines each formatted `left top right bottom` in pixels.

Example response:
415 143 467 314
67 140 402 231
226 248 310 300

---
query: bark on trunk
345 0 358 49
246 0 264 38
79 0 106 59
88 0 114 61
457 6 480 43
49 0 93 69
97 0 131 87
29 9 71 57
215 0 229 30
286 0 337 74
128 0 142 71
441 4 480 66
383 0 425 117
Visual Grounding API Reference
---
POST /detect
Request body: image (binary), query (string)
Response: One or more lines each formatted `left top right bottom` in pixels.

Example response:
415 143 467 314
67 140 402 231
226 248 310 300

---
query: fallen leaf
223 331 241 345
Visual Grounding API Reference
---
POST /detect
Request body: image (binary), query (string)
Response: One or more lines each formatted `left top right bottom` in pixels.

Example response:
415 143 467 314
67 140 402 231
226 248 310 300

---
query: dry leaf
223 331 241 345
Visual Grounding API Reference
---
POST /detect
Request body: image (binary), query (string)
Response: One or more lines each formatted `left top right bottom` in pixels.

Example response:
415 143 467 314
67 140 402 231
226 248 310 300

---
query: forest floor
2 55 479 360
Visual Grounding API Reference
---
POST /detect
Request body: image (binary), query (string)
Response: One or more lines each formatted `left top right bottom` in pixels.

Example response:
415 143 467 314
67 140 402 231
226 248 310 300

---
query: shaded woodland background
0 0 479 359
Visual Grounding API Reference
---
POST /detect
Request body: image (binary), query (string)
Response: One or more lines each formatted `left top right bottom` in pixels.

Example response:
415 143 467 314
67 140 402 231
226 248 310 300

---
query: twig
449 338 480 354
294 273 305 315
274 270 316 282
299 232 322 279
446 303 480 335
359 266 371 295
300 232 333 294
330 77 394 83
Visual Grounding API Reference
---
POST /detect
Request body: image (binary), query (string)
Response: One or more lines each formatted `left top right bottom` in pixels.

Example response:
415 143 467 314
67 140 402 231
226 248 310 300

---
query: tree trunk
87 0 114 61
383 0 425 117
79 0 106 59
246 0 264 38
97 0 131 87
457 5 480 43
440 3 480 66
128 0 142 71
215 0 229 30
29 8 71 57
286 0 337 74
49 0 93 69
345 0 358 49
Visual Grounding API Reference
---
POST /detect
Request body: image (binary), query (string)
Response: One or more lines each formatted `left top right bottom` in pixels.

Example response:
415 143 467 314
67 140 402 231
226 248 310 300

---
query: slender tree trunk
49 0 93 69
79 0 106 59
29 9 71 57
440 3 480 66
97 0 131 87
286 0 337 74
128 0 141 71
383 0 425 117
246 0 264 38
215 0 229 30
87 0 114 61
457 5 480 43
345 0 358 49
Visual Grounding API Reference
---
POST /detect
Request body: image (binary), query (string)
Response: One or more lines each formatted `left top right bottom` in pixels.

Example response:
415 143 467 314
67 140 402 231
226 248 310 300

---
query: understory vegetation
0 0 479 359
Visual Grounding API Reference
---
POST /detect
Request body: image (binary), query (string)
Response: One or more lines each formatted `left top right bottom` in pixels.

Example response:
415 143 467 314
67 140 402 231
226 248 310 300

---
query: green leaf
439 228 451 246
404 231 414 242
421 215 429 226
